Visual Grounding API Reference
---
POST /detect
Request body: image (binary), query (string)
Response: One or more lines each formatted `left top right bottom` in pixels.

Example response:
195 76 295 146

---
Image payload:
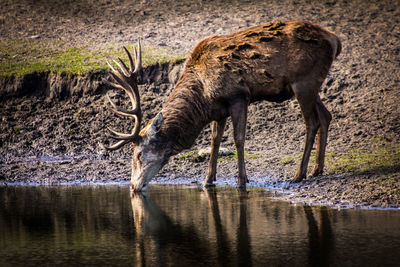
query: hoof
311 168 323 177
291 174 305 183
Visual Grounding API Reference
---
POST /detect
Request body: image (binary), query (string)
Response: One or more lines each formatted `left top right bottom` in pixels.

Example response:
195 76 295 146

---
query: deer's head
101 42 170 191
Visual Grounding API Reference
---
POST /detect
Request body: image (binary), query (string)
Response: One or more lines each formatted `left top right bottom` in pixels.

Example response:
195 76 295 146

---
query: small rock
30 35 40 39
198 147 234 156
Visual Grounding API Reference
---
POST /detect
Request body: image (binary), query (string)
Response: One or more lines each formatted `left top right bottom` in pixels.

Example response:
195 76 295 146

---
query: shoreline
2 174 399 211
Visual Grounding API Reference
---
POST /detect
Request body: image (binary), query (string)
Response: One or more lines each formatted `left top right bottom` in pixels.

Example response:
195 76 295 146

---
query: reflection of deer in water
203 189 252 266
130 193 213 265
101 20 341 191
131 189 253 266
304 205 334 266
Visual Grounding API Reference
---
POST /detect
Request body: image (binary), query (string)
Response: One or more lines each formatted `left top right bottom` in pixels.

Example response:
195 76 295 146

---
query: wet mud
1 0 399 209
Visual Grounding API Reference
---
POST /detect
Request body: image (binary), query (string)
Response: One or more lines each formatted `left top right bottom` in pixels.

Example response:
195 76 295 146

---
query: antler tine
105 93 139 116
117 57 130 76
106 60 117 73
133 40 142 73
103 78 140 114
108 60 129 85
100 42 143 151
107 126 140 140
102 78 131 96
113 59 129 77
99 140 130 151
123 46 135 72
104 109 141 141
108 71 139 110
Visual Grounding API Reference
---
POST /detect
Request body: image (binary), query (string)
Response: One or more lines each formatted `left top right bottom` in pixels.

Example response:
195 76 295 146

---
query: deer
100 20 342 191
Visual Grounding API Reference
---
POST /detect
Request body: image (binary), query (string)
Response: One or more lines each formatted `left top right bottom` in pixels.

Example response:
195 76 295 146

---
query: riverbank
1 0 399 209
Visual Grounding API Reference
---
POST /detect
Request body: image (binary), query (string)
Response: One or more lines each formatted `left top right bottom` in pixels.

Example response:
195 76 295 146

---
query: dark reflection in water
304 205 334 267
1 185 400 266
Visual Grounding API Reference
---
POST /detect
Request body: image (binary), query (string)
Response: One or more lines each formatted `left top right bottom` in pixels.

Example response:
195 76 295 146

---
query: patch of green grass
177 150 199 161
218 151 262 162
279 156 296 165
327 142 400 175
0 39 186 77
279 139 400 175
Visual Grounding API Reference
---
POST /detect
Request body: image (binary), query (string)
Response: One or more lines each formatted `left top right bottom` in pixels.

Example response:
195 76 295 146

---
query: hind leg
229 100 249 189
311 97 332 177
292 82 320 182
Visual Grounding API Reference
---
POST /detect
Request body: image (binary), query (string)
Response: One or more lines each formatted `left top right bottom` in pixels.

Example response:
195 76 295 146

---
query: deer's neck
160 72 211 155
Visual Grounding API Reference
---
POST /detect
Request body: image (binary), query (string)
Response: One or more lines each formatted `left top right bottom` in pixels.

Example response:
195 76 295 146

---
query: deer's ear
149 112 164 136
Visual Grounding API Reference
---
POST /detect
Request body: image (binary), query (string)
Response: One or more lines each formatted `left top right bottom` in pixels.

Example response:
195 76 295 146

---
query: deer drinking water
101 20 341 191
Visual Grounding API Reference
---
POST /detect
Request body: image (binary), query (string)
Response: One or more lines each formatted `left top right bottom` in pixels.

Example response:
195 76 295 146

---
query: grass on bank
279 138 400 175
218 151 263 162
0 39 186 77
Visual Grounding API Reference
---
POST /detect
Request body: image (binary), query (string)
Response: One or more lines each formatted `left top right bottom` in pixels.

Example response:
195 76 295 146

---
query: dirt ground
1 0 399 209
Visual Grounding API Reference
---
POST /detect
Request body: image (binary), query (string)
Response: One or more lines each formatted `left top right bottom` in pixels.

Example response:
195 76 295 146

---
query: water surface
1 185 400 266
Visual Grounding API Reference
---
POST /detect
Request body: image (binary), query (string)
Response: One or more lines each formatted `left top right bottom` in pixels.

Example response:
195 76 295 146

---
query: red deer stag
101 20 341 191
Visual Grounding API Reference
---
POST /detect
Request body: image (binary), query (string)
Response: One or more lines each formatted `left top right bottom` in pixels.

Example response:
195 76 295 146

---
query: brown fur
110 20 342 190
156 20 341 187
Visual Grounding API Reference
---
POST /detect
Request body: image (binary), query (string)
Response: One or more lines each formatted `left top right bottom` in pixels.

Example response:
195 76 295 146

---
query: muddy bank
1 59 399 209
1 0 400 209
0 60 184 168
0 61 184 100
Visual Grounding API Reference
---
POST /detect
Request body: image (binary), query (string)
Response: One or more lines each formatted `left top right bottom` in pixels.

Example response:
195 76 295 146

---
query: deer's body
102 20 342 191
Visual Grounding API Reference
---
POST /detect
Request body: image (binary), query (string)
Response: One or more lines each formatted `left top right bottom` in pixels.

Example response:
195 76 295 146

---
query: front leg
229 100 249 189
203 119 227 187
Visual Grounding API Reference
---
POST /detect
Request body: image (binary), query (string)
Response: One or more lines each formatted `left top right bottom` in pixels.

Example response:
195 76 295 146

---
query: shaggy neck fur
160 69 212 155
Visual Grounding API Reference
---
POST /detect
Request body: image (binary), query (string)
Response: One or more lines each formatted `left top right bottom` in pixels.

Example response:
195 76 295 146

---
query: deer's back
184 20 340 103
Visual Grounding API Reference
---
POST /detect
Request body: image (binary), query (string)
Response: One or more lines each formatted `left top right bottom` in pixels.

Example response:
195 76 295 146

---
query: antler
101 41 143 151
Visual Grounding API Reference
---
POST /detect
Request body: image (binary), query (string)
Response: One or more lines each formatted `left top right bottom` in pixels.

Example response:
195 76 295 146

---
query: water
1 185 400 266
